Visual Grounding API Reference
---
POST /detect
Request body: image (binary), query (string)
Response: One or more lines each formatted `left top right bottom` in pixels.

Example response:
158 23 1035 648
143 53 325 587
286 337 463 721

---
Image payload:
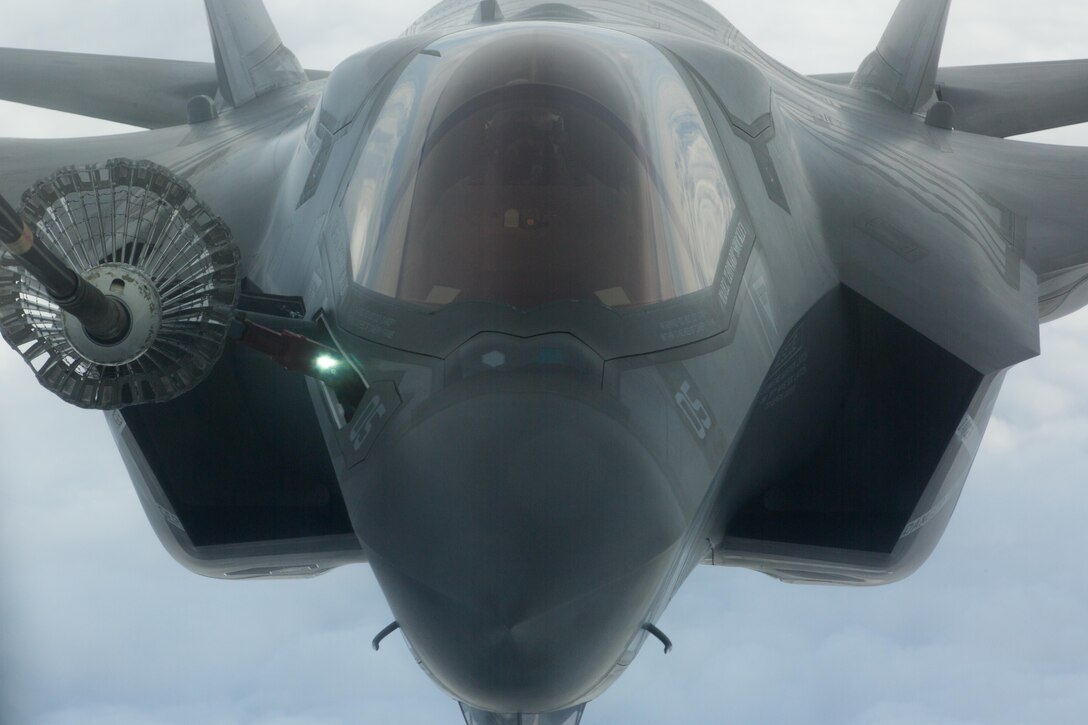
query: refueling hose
0 191 131 344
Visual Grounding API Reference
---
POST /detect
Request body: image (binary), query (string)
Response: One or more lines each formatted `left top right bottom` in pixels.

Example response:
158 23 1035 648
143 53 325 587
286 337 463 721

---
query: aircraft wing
812 60 1088 138
935 61 1088 138
0 47 330 131
0 48 220 129
0 130 190 202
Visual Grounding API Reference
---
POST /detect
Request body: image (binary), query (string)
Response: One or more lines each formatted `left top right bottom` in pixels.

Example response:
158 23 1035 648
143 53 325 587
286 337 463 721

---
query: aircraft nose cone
344 385 685 713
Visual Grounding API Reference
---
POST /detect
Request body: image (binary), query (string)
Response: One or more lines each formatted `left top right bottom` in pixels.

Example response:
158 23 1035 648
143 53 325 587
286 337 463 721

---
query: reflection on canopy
344 23 735 309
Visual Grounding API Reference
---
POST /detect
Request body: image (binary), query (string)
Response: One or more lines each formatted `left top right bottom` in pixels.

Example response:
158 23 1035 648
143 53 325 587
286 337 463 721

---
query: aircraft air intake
0 159 241 409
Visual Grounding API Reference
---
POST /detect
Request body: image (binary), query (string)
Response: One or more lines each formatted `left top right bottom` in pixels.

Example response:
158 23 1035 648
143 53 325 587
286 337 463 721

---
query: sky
1 1 1087 723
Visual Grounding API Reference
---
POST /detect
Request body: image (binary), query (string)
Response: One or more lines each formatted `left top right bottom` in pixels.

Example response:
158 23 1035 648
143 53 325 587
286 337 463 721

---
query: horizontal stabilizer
205 0 308 107
813 60 1088 138
936 60 1088 138
0 47 329 130
851 0 951 112
0 48 218 129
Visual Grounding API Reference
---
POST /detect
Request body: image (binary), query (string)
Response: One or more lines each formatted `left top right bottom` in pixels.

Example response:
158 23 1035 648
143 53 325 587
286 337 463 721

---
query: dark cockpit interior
344 23 735 311
400 83 669 309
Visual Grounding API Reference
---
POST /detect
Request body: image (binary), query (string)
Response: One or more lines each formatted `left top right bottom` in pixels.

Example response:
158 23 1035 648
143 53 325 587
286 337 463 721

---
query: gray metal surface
815 59 1088 138
0 45 327 130
936 60 1088 137
851 0 950 112
0 48 219 129
1 0 1087 721
204 0 309 107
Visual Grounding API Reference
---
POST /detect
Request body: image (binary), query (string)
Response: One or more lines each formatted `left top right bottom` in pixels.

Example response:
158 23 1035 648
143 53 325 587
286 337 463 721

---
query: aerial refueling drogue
0 159 242 409
0 190 131 345
0 159 363 412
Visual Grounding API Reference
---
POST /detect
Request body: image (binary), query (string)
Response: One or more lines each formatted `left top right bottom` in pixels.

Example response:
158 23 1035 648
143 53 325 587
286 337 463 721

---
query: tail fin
205 0 308 108
852 0 951 112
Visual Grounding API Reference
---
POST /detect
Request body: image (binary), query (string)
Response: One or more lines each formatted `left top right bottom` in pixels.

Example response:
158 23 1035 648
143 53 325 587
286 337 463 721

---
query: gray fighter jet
1 1 1086 722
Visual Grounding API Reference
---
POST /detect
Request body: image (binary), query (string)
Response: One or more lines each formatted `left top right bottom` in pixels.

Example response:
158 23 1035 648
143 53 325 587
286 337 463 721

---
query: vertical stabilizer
205 0 308 107
852 0 951 112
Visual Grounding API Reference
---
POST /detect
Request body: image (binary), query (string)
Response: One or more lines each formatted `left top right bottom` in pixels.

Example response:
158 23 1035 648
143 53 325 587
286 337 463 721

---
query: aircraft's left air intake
0 159 240 409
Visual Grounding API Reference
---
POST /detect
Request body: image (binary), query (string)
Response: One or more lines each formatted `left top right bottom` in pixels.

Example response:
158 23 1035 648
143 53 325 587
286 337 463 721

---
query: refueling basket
0 159 240 409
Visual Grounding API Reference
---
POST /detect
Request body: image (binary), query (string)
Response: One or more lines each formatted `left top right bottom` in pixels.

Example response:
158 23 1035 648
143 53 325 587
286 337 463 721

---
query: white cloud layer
2 2 1087 723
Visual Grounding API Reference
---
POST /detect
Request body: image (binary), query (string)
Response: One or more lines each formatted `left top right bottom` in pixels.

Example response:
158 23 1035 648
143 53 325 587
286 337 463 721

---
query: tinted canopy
344 23 736 309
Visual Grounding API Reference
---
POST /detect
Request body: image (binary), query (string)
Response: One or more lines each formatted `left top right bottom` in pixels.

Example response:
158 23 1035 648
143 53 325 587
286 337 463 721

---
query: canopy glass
343 23 736 310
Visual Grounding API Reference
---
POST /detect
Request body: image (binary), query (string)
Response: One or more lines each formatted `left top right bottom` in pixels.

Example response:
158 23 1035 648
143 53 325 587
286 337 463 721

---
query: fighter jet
1 1 1086 722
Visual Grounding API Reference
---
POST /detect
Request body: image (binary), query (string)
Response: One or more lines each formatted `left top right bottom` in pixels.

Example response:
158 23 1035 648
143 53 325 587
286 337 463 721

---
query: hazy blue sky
1 2 1087 724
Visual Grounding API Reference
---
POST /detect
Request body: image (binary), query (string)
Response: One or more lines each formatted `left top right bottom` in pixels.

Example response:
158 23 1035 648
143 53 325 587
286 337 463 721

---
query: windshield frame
321 22 759 360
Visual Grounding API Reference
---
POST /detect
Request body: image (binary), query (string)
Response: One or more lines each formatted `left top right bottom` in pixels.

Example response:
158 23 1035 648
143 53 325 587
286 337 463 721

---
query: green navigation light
315 354 341 372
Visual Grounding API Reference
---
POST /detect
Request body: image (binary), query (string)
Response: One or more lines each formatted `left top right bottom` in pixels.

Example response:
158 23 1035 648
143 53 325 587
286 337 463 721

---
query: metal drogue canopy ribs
0 159 241 409
0 188 130 345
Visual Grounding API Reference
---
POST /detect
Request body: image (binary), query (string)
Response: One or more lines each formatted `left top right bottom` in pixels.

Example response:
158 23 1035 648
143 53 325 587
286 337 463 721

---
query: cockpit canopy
342 23 737 310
